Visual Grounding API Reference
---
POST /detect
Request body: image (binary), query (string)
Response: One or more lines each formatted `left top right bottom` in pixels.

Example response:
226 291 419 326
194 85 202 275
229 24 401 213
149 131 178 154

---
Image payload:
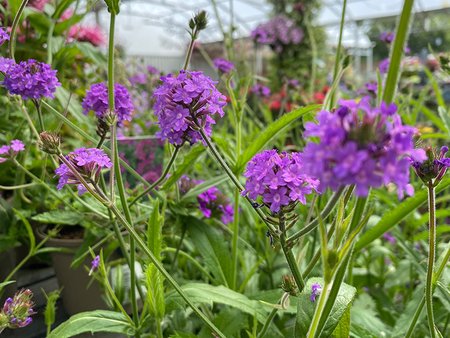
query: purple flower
251 83 271 98
383 232 396 245
365 81 377 94
147 65 159 75
55 148 112 195
0 139 25 163
179 176 234 224
379 58 390 74
411 146 450 184
251 15 304 53
213 58 234 74
82 83 134 125
129 73 147 85
0 27 10 46
310 283 322 302
2 59 60 100
302 97 426 198
243 150 319 213
0 57 15 73
379 31 394 44
89 255 100 275
153 70 227 146
0 289 35 329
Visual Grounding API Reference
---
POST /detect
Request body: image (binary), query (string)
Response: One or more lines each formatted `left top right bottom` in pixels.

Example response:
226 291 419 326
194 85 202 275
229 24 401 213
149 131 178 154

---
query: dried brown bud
38 132 61 155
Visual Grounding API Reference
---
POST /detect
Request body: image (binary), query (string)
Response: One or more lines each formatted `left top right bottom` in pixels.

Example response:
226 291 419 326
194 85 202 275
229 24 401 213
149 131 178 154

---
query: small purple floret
0 27 10 46
310 283 322 302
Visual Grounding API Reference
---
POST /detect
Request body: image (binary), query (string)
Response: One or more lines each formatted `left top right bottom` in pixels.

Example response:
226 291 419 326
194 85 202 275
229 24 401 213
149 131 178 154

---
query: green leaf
0 280 16 292
411 99 447 132
75 42 107 69
355 177 450 251
331 307 350 338
236 105 320 172
181 174 228 201
47 310 134 338
438 106 450 135
382 0 414 103
44 289 61 333
350 294 387 337
166 282 270 323
32 210 84 226
54 87 91 125
13 209 35 252
295 278 356 338
424 68 445 108
391 286 425 337
186 216 232 286
161 146 205 190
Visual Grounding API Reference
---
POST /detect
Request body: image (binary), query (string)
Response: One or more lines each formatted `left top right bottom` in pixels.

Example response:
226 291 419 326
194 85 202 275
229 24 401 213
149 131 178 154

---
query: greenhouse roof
97 0 450 56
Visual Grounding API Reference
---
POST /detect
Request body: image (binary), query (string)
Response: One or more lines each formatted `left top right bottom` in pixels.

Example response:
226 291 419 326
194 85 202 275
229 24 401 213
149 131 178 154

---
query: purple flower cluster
411 146 450 183
0 139 25 163
243 150 319 213
251 15 304 53
147 65 159 75
213 58 234 74
0 27 9 46
82 83 134 125
251 83 271 98
179 176 234 224
2 59 60 100
302 97 427 198
153 70 227 145
0 289 35 329
55 148 112 195
379 31 394 44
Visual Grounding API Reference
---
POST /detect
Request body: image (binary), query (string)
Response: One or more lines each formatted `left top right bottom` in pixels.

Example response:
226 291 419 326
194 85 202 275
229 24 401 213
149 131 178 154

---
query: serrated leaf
331 307 350 338
47 310 134 338
161 146 205 190
32 210 84 226
236 105 319 172
350 293 387 337
295 277 356 338
165 282 270 323
355 177 450 251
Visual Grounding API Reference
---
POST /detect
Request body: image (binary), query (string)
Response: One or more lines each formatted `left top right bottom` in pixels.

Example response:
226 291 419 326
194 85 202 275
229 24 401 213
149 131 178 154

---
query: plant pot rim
35 225 85 248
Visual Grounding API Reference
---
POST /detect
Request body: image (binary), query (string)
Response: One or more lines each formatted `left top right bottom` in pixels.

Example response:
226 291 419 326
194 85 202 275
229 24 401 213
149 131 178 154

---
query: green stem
280 214 305 291
330 0 347 108
307 281 331 338
9 0 30 60
405 245 450 337
183 29 197 70
286 187 345 245
197 128 277 234
382 0 415 103
230 117 242 290
257 307 278 338
46 20 56 65
129 146 180 207
33 100 45 132
108 204 226 337
426 183 436 338
107 11 140 333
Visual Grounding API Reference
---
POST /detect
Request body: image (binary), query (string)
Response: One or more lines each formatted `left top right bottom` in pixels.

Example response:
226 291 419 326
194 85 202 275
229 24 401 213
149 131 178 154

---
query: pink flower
68 25 106 47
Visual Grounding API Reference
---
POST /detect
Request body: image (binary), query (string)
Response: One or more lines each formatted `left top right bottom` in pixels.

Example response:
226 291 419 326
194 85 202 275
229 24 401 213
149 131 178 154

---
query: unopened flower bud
281 275 298 296
193 11 208 31
103 109 118 126
39 132 61 155
96 118 110 139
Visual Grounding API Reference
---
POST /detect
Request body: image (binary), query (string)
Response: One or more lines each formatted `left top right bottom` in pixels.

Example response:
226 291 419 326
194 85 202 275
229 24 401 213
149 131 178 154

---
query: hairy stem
426 182 436 338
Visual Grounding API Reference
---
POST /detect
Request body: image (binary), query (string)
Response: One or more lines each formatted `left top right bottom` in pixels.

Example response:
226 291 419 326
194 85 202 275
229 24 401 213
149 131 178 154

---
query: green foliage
47 310 135 337
295 278 356 337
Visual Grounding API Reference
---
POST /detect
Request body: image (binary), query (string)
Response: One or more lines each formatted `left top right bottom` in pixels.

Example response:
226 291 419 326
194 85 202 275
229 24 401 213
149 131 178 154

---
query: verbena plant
0 0 449 337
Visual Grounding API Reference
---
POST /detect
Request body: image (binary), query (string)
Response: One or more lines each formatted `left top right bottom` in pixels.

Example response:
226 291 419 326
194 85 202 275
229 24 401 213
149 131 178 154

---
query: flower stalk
426 182 437 338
